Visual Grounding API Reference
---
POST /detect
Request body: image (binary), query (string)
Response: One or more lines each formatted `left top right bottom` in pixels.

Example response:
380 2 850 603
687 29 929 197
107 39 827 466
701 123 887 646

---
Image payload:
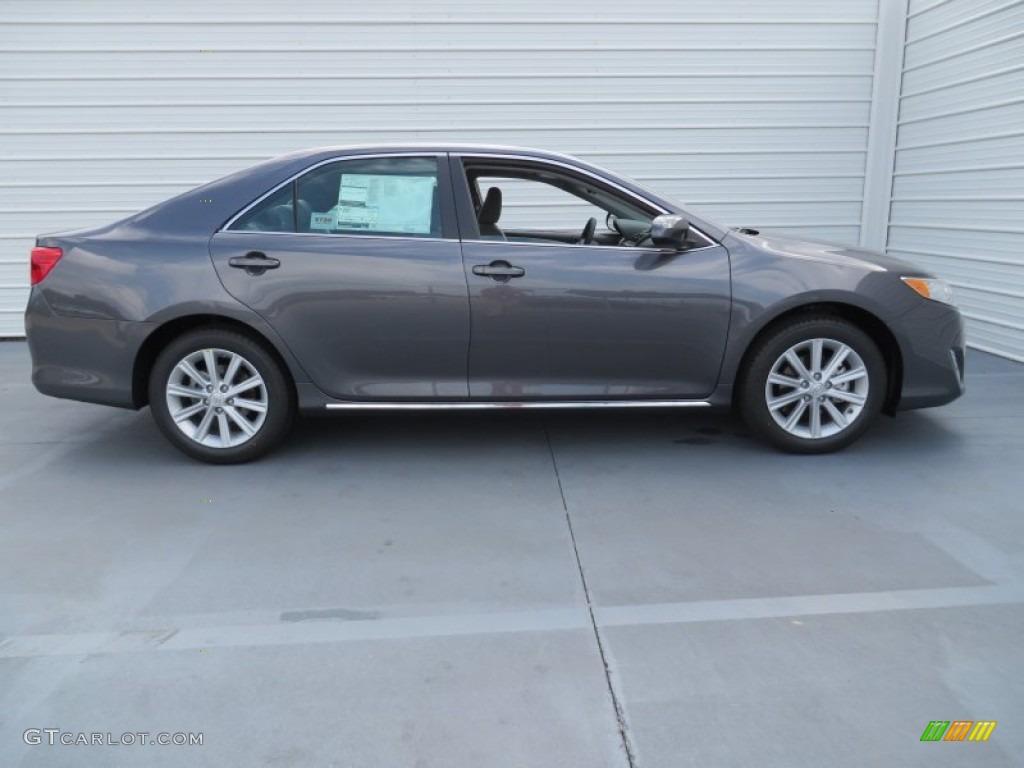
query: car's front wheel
148 328 294 463
739 316 886 454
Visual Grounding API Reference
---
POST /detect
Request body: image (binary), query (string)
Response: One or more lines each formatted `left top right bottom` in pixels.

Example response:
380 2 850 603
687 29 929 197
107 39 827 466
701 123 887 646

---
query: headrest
299 178 336 212
478 187 502 225
253 203 292 232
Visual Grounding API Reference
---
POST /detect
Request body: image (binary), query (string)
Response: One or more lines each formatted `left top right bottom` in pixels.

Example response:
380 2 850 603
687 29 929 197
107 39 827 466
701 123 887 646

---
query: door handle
472 261 526 281
228 252 280 275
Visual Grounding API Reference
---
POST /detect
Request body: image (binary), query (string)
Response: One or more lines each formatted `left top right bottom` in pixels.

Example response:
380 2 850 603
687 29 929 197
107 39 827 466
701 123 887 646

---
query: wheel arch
731 302 903 416
132 314 299 409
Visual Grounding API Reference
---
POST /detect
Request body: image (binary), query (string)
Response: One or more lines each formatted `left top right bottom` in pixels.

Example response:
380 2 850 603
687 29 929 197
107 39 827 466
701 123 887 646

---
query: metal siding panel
1 128 872 155
897 101 1024 146
3 101 873 129
890 200 1024 229
3 22 881 49
578 151 870 175
906 1 1024 49
889 0 1024 361
899 66 1024 120
908 0 1016 36
688 201 863 228
0 0 878 336
650 176 866 199
0 255 29 331
901 26 1024 92
1 0 880 21
888 226 1024 263
892 166 1024 196
0 75 877 102
763 226 863 243
895 134 1024 168
962 320 1024 362
0 49 879 77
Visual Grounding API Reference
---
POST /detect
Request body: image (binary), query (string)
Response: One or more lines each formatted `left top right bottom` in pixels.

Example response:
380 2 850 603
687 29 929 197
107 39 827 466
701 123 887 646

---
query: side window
296 157 442 238
463 163 657 246
228 185 294 232
475 176 608 231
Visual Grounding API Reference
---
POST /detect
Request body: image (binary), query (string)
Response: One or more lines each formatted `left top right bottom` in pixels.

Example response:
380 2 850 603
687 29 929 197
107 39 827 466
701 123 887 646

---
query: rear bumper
891 299 966 411
25 288 149 409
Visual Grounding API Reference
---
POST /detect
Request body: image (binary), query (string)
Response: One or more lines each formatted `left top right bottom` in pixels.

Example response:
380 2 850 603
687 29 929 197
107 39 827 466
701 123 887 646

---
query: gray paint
460 240 731 398
209 232 471 400
26 145 964 414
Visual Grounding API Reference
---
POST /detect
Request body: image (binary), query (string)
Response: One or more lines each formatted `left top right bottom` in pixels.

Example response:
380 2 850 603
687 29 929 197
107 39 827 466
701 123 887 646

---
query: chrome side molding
325 399 711 411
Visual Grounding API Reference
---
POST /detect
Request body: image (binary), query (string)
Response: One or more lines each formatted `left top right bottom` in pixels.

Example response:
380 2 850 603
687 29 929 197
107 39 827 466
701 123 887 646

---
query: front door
453 156 732 399
209 154 470 400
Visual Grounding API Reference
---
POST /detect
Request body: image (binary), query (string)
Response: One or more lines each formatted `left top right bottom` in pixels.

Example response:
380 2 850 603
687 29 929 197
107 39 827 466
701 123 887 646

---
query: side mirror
650 215 690 249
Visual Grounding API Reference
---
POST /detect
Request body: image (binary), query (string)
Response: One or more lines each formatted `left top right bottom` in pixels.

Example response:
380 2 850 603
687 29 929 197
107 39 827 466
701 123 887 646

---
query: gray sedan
25 145 965 463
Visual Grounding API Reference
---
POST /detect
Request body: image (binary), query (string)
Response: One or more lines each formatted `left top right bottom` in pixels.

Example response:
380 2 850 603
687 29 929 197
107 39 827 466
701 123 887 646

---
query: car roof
272 143 584 164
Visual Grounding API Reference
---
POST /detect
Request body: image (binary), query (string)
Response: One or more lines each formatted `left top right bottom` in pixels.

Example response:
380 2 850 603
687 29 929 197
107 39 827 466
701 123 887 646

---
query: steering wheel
577 217 597 245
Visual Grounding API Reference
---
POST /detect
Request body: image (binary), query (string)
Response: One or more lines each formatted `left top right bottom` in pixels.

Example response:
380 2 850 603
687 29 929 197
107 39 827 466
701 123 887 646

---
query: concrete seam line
543 418 638 768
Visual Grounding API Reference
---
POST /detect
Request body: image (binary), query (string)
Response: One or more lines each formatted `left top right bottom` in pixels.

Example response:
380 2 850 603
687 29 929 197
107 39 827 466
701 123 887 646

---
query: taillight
30 246 63 285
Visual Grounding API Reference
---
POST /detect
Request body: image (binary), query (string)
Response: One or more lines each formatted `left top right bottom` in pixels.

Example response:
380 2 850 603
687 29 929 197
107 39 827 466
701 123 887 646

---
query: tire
738 316 886 454
148 328 294 463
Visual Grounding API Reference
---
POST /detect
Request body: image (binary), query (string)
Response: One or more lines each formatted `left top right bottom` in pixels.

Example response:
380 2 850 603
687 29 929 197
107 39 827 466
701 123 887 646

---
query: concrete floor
1 340 1022 767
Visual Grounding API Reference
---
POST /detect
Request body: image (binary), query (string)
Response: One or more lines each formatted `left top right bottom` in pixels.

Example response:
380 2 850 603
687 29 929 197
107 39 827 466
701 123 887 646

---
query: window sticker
336 203 378 230
337 174 436 234
309 212 335 231
339 182 369 205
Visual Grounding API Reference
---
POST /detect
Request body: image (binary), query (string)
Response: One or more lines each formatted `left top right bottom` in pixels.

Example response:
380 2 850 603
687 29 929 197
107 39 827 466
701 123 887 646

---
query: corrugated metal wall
888 0 1024 361
0 0 879 337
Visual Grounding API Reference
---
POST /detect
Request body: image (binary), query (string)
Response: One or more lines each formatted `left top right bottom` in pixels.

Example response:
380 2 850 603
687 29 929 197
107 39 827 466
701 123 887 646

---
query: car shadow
276 407 966 462
41 404 968 470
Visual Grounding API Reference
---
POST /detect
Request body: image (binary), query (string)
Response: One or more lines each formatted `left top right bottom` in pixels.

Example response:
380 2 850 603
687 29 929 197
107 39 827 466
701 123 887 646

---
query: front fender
710 235 918 406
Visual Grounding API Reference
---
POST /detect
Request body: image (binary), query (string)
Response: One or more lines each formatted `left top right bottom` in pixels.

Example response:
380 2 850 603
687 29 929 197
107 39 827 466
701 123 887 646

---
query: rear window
228 185 293 233
228 156 442 238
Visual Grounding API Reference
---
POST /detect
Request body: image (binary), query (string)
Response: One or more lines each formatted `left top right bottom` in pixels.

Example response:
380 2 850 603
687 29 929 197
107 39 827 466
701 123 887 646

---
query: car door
208 153 470 400
452 154 732 400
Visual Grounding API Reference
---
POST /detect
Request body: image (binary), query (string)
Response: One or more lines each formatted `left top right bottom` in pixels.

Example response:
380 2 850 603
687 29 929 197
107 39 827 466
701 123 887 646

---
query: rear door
208 153 470 400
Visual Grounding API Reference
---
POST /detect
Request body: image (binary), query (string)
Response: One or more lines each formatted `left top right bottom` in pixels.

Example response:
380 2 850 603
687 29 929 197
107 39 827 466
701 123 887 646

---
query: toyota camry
25 145 965 463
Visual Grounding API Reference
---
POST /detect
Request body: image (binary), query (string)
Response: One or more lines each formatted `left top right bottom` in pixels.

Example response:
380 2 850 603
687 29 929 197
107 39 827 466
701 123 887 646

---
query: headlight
901 277 957 306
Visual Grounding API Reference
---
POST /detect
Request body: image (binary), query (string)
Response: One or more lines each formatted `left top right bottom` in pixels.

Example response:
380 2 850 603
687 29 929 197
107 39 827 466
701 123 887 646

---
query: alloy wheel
165 348 269 448
764 337 869 440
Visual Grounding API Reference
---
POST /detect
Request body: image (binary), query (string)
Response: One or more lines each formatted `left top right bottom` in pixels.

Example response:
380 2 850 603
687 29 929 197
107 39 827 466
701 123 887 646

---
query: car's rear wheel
739 316 885 454
148 328 293 463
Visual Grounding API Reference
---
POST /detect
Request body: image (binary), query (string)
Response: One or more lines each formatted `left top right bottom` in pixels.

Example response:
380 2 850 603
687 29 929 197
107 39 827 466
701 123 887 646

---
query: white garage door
888 0 1024 361
0 0 878 336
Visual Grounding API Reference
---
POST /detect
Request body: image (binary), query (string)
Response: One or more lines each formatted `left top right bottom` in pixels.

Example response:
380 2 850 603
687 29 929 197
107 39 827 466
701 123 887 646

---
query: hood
725 229 934 276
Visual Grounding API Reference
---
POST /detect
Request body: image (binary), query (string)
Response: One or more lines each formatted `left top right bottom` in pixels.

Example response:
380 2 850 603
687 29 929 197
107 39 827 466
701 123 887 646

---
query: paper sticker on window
309 212 335 230
336 204 378 229
337 174 435 234
339 183 369 205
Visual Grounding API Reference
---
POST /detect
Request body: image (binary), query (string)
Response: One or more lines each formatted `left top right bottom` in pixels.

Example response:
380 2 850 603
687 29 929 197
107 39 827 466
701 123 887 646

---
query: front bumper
25 288 151 409
890 298 966 411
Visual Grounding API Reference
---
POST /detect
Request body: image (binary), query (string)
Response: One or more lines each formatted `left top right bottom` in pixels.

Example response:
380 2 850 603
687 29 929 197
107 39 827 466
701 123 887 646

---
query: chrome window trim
325 399 711 411
220 151 447 233
216 230 461 245
465 238 720 255
218 224 717 254
456 151 719 248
